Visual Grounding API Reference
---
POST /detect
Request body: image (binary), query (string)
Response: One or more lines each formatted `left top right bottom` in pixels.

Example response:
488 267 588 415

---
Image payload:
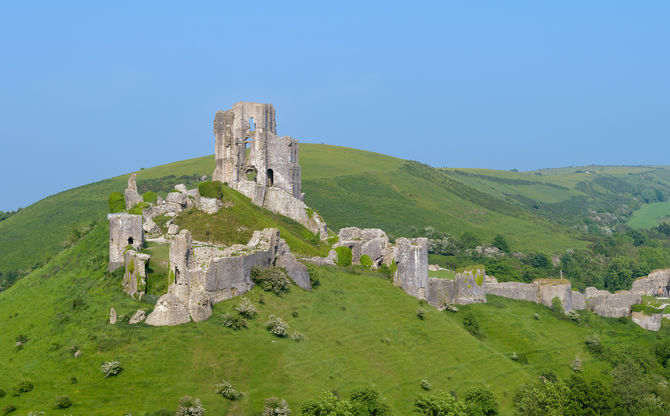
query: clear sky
1 1 668 211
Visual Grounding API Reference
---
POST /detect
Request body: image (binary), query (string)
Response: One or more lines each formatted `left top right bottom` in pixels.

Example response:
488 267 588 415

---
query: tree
564 375 623 416
604 257 633 291
463 386 498 415
301 391 354 416
350 387 391 415
491 235 509 253
460 232 481 250
414 392 468 416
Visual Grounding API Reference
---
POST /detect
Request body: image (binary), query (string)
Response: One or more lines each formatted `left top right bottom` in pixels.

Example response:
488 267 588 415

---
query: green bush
142 191 158 203
464 385 498 416
417 307 428 320
234 298 258 318
128 202 149 215
551 297 564 316
0 388 4 398
379 262 397 280
100 360 122 378
463 312 480 336
265 315 289 337
215 379 240 400
221 312 247 330
198 181 223 199
631 303 660 316
360 254 373 269
251 267 291 295
335 246 353 267
11 380 33 396
56 395 72 408
175 396 205 416
263 397 291 416
108 192 125 213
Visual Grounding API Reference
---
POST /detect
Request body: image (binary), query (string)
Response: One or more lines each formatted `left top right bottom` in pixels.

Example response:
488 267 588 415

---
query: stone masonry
108 213 144 271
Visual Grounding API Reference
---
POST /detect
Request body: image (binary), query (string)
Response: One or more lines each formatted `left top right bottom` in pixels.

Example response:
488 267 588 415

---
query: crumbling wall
124 173 142 210
426 268 486 308
334 227 393 268
123 250 150 298
486 279 583 313
108 213 144 271
631 269 670 297
585 289 641 318
394 238 429 300
632 312 663 331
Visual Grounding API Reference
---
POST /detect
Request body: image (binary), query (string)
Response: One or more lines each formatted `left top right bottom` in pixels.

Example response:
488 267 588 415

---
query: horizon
1 1 669 211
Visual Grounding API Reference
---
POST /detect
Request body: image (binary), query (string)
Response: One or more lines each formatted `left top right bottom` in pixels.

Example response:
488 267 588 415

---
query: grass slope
2 222 669 415
628 201 670 229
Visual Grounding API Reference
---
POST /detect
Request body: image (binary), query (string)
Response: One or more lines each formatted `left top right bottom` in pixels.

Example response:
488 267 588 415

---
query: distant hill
2 143 670 288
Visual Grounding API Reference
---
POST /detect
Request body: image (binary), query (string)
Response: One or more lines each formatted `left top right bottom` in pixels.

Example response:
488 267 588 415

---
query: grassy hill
3 144 670 289
2 220 669 415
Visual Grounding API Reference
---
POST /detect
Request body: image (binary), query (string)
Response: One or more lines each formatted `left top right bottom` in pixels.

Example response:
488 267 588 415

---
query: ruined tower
212 102 302 201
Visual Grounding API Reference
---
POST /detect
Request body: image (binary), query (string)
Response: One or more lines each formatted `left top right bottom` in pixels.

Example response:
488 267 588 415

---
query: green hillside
2 220 669 415
628 201 670 229
3 144 670 290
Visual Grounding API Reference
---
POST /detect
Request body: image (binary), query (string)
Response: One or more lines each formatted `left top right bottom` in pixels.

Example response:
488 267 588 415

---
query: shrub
100 360 122 378
533 313 541 320
128 201 150 215
305 264 321 287
421 379 432 391
414 392 468 415
566 310 580 323
492 234 509 253
0 388 4 398
15 334 29 344
55 395 72 408
215 379 239 400
11 380 33 396
175 396 205 416
251 267 291 295
335 246 353 267
359 254 373 269
1 405 16 415
416 307 428 320
379 262 397 280
262 397 291 416
198 180 223 199
142 191 158 203
464 385 498 416
291 331 305 342
445 304 459 313
234 298 258 318
221 312 247 330
571 355 583 372
585 334 604 355
265 315 289 337
463 312 480 336
349 387 391 415
108 192 125 213
551 297 564 316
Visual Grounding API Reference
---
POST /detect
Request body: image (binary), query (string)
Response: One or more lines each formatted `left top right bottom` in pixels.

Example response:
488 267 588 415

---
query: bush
100 360 122 378
585 334 604 355
463 312 480 336
108 192 125 213
198 180 223 199
379 262 397 280
128 201 150 215
11 380 33 396
251 267 291 295
265 315 289 337
417 307 428 320
335 246 353 267
491 234 509 253
359 254 373 269
234 298 258 318
263 397 291 416
464 385 498 416
1 405 16 415
414 391 468 415
175 396 205 416
55 395 72 408
215 379 239 400
421 379 432 391
221 312 247 330
551 297 564 316
305 264 322 287
571 355 583 372
15 334 29 344
0 388 4 398
291 331 305 342
142 191 158 203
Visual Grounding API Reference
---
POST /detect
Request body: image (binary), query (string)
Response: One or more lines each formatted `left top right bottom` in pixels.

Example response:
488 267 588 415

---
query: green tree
491 235 509 253
414 391 468 416
604 257 634 291
460 232 481 250
564 375 623 416
302 391 354 416
463 385 498 415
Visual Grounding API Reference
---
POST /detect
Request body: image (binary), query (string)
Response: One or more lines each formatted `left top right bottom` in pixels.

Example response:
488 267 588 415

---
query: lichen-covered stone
123 250 150 298
188 292 212 322
394 237 429 300
129 309 146 324
276 253 311 290
143 217 161 235
124 173 142 210
108 213 143 271
632 312 662 331
145 294 191 326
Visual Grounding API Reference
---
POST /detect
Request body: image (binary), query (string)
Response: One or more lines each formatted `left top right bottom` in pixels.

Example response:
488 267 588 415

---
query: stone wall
632 311 663 331
426 268 486 309
124 173 142 210
486 279 583 313
393 238 429 300
123 250 150 298
108 213 143 271
585 288 640 318
334 227 394 268
631 269 670 297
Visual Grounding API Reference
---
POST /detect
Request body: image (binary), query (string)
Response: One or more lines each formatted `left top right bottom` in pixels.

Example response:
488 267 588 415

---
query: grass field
627 201 670 229
2 222 669 415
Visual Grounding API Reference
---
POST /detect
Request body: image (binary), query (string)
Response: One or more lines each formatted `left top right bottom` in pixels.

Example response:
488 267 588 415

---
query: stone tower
212 102 302 200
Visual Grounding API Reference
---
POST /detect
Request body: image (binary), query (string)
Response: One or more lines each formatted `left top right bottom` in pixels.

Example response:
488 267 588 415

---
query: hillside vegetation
2 222 670 414
3 144 670 290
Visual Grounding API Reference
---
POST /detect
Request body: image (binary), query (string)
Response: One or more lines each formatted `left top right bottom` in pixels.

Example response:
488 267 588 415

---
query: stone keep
212 102 302 200
108 213 143 271
394 238 429 299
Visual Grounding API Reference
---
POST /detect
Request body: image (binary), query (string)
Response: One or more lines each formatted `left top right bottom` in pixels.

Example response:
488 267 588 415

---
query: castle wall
108 213 143 271
393 238 429 300
426 268 487 308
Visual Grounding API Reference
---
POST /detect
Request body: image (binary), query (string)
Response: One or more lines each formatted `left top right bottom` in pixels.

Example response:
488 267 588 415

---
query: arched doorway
267 169 274 187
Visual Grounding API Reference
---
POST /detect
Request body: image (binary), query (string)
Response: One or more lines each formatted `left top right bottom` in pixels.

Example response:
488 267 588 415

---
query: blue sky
1 1 668 211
